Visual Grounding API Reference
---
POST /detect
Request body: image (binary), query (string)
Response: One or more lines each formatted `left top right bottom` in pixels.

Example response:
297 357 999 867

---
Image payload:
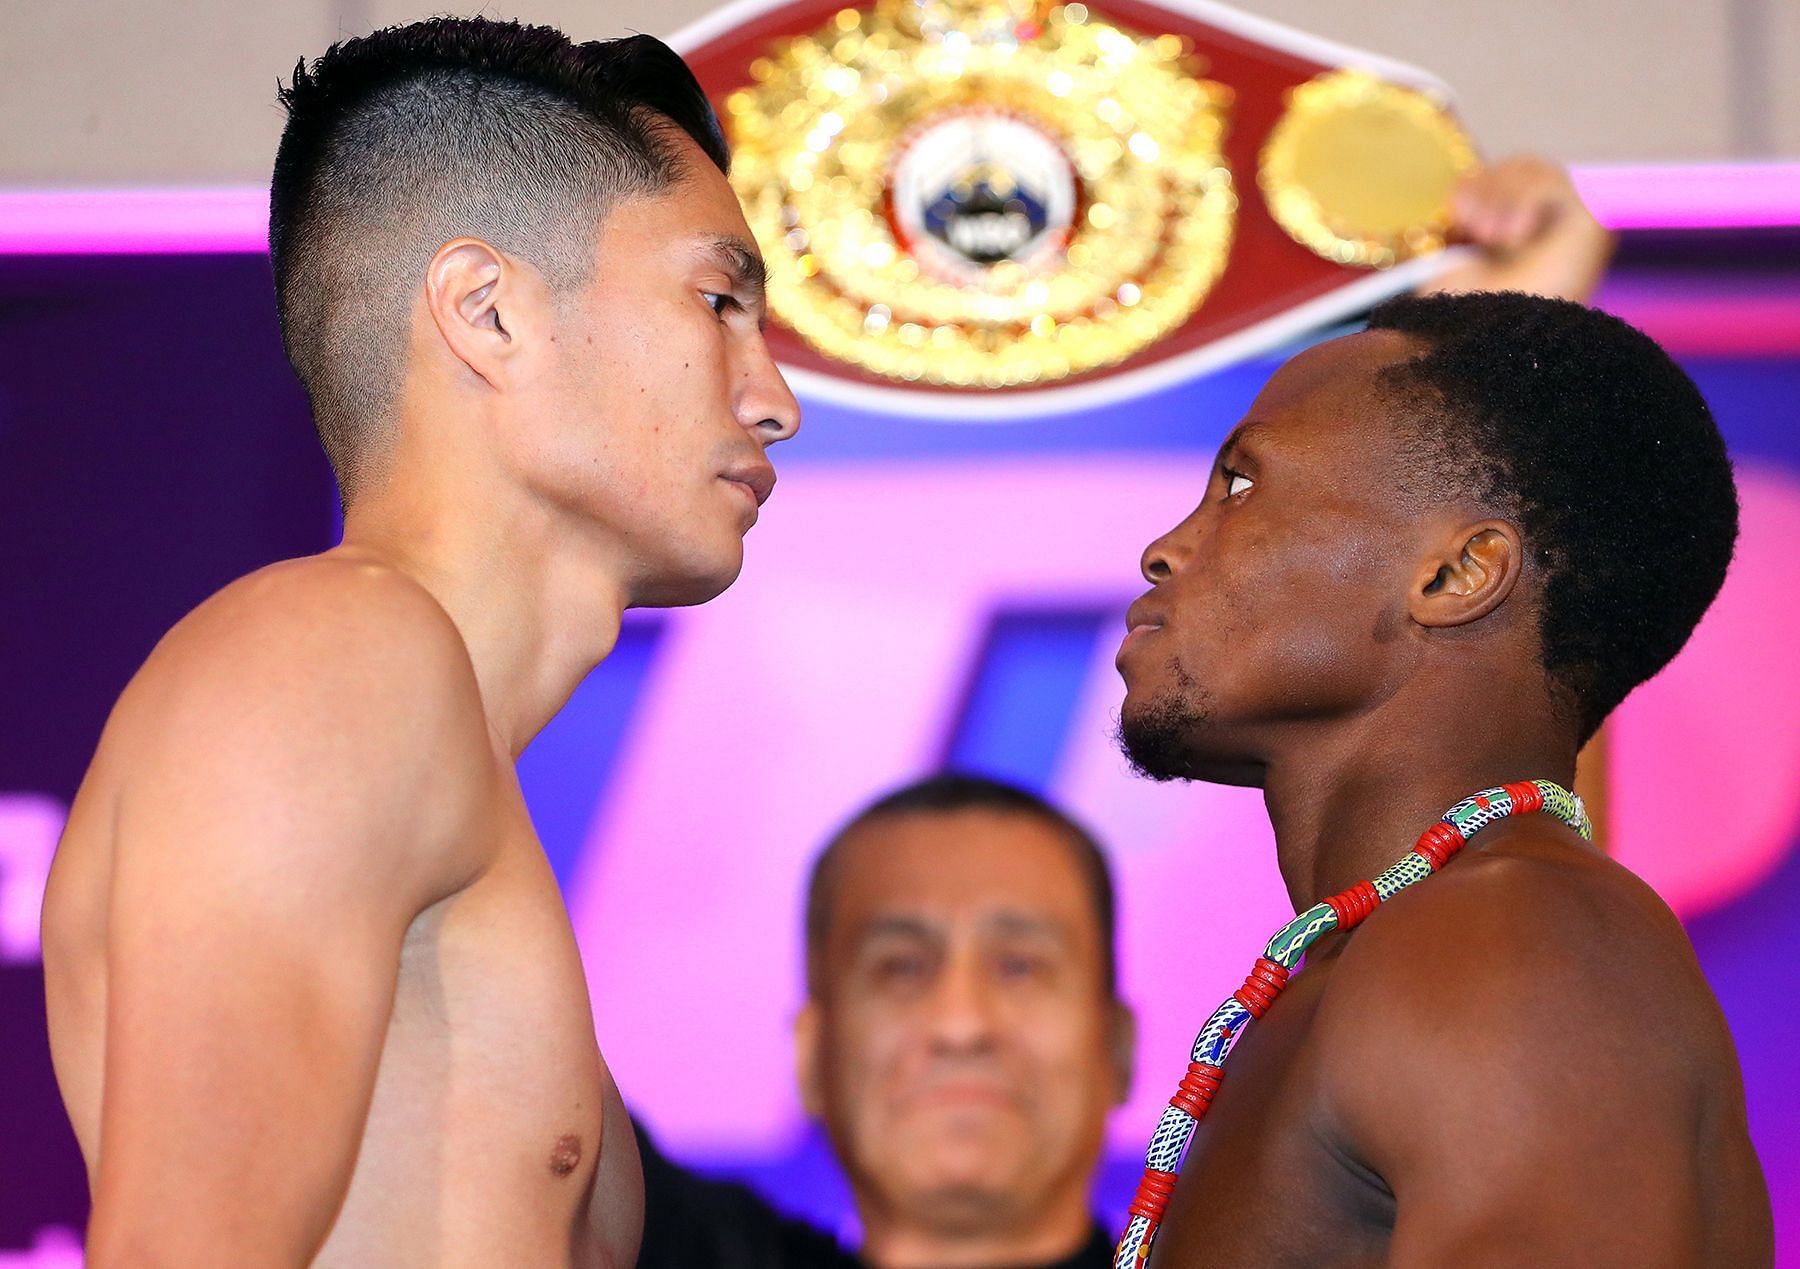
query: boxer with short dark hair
42 17 797 1264
1113 292 1771 1265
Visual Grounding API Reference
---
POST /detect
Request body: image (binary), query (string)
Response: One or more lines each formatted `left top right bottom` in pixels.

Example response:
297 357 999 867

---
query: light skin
1115 330 1771 1266
41 130 798 1268
795 810 1133 1269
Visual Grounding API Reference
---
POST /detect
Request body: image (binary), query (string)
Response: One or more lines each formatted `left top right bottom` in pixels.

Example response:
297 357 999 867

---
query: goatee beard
1115 677 1213 782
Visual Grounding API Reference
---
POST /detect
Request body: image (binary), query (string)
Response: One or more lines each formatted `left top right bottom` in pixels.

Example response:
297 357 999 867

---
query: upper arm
1322 859 1712 1267
89 566 491 1264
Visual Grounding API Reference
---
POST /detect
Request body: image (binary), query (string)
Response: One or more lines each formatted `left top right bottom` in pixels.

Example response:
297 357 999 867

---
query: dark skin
1116 330 1773 1267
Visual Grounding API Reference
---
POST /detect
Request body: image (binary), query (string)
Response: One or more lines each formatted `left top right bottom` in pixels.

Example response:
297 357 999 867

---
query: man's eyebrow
699 234 768 300
1219 419 1269 462
984 912 1073 946
853 914 938 944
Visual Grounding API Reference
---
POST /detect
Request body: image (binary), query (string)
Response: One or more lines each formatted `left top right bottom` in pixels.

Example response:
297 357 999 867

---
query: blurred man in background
799 776 1132 1268
638 774 1131 1269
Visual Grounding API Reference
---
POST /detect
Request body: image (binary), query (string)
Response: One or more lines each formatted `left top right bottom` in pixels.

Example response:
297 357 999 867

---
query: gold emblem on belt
1259 68 1476 269
724 0 1236 388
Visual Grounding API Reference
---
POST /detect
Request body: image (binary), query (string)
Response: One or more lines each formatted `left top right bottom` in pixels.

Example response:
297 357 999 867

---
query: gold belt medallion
724 0 1236 388
1259 68 1476 269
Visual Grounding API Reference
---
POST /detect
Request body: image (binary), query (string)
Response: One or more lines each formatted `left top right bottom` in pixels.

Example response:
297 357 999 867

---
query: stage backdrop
2 234 1798 1264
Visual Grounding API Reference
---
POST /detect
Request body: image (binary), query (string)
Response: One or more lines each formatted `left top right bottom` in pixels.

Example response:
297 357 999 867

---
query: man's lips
900 1079 1021 1112
1123 595 1165 635
1118 595 1165 663
721 460 776 507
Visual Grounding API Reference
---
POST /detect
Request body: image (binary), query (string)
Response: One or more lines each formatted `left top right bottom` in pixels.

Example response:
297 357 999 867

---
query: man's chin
634 552 744 609
903 1178 1023 1235
892 1149 1031 1226
1116 694 1206 782
1116 690 1265 786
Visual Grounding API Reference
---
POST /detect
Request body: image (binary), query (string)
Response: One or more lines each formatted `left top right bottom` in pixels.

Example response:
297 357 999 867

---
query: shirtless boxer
41 19 797 1266
1114 292 1771 1264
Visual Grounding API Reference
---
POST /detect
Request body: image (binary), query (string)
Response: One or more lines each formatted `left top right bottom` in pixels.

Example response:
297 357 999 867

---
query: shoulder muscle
1315 835 1741 1261
109 553 494 906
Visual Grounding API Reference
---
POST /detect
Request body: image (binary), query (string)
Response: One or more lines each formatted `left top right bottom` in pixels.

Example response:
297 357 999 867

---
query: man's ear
794 998 826 1120
1408 519 1524 629
422 237 535 390
1108 1000 1136 1107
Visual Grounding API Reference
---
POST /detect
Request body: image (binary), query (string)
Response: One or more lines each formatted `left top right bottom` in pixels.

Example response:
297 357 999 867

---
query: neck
857 1186 1093 1269
338 459 632 758
1261 688 1578 914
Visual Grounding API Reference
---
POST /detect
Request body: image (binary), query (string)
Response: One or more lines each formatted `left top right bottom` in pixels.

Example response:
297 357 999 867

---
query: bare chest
1147 963 1392 1269
320 808 636 1267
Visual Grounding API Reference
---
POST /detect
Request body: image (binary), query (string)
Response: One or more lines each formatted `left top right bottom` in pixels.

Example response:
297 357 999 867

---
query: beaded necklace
1113 779 1591 1268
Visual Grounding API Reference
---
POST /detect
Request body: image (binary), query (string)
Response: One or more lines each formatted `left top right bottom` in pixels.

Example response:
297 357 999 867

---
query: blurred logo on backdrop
676 0 1476 417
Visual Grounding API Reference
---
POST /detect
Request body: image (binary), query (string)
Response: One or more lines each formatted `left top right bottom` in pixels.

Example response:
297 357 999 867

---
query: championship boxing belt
674 0 1475 417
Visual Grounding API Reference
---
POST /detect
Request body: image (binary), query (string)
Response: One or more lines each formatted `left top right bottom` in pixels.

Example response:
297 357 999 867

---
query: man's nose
924 953 999 1051
1140 504 1209 583
1141 531 1180 584
736 339 801 446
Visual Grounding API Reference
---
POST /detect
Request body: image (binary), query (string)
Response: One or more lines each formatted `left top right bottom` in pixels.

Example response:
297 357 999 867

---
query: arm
1420 154 1616 303
1321 854 1723 1266
86 565 491 1266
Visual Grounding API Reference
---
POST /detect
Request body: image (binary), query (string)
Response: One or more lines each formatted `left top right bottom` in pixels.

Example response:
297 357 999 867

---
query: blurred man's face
797 810 1131 1251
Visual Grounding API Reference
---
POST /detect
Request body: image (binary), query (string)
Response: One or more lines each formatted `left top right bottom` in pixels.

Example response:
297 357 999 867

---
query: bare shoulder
1312 820 1770 1259
1314 818 1750 1170
1324 819 1732 1089
142 550 478 700
1353 817 1706 1022
94 550 497 895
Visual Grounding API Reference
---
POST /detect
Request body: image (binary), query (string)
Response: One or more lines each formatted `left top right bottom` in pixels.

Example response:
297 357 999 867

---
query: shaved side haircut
269 18 728 500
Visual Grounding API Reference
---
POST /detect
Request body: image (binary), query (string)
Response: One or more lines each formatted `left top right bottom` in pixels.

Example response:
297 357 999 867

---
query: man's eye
872 955 927 982
703 292 737 317
997 954 1048 980
1224 470 1255 499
